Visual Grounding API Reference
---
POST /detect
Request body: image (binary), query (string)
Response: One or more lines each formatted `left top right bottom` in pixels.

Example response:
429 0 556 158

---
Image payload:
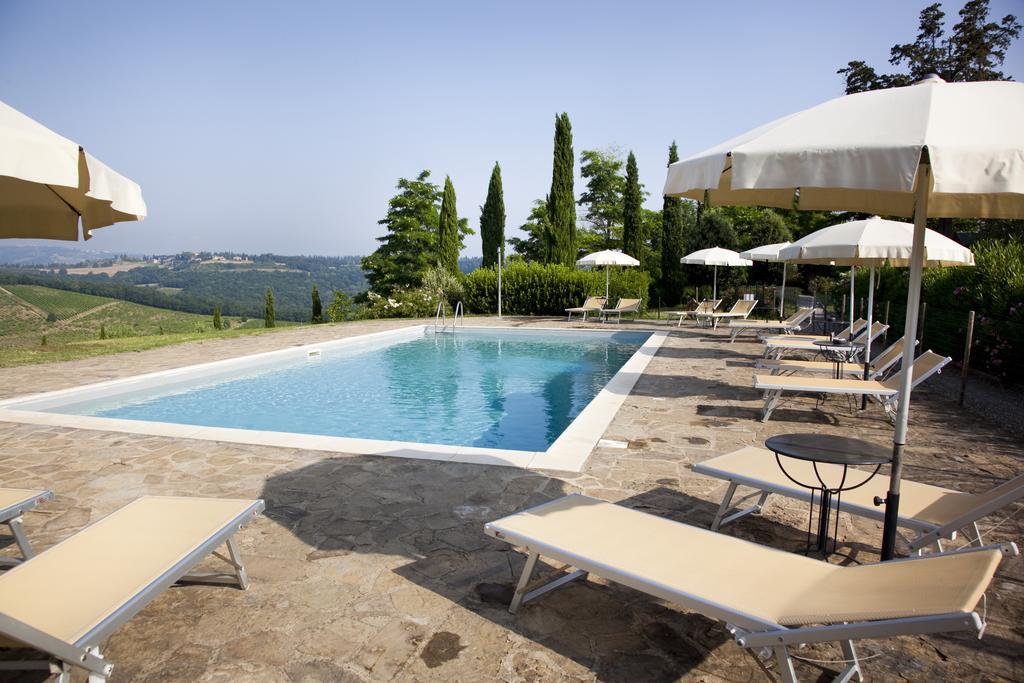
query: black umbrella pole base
880 491 900 560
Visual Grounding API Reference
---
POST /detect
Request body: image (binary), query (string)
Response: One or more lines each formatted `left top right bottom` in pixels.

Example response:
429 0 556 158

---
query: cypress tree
547 113 576 264
622 151 642 263
480 162 506 268
212 305 223 330
660 142 686 307
264 288 275 328
437 176 460 274
310 285 323 323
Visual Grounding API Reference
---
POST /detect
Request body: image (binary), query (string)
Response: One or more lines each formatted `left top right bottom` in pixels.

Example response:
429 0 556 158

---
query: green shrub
464 262 650 316
362 287 440 319
421 267 465 308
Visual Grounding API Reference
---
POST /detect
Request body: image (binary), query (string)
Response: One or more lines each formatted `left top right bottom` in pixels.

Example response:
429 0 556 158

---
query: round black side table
765 433 892 557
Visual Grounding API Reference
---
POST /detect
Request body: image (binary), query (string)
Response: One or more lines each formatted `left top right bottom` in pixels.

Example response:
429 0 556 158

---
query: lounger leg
86 648 107 683
773 646 798 683
509 551 539 614
971 521 984 547
762 390 781 422
837 640 863 682
179 536 250 588
711 483 738 530
226 536 250 589
7 516 33 560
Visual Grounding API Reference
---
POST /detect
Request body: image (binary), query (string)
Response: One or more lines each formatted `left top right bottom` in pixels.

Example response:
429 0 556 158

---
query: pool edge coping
0 324 667 473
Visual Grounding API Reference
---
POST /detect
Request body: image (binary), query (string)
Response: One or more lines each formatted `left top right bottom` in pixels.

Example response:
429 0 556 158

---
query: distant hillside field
0 284 299 367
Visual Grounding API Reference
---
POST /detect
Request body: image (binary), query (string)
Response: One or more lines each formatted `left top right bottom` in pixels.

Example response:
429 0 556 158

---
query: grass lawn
0 285 302 368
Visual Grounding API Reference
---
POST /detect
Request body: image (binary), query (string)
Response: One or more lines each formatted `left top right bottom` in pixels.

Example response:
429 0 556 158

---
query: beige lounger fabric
0 496 257 644
698 446 986 526
754 374 896 395
488 494 999 626
0 488 49 516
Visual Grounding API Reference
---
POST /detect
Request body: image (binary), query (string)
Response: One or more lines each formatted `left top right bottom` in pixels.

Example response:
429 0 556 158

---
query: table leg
815 486 832 554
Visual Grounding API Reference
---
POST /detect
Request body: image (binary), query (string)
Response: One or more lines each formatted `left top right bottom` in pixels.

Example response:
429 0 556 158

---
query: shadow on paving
260 459 743 682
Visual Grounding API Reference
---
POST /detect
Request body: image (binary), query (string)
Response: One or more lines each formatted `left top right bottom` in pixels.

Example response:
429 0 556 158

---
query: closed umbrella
576 249 640 302
739 241 791 317
681 247 752 301
664 75 1024 559
0 99 146 241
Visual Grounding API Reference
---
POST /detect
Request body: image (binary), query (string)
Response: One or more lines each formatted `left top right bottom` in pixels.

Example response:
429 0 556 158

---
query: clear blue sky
2 1 1021 257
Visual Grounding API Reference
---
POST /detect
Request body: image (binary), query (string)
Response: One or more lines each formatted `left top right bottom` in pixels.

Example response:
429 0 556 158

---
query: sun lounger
0 488 52 566
601 298 642 323
761 318 867 345
756 336 915 379
674 299 721 326
565 296 606 321
0 495 264 681
728 307 813 342
694 446 1024 553
754 350 951 421
697 299 758 329
762 321 887 360
485 494 1014 683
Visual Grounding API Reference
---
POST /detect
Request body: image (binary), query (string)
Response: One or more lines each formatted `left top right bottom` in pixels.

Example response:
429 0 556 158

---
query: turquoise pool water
56 330 650 452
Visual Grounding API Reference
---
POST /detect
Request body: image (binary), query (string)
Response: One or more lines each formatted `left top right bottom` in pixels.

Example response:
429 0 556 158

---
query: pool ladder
434 301 464 334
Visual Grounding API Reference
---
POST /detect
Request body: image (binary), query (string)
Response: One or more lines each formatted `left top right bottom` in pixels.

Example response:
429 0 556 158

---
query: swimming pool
0 326 666 471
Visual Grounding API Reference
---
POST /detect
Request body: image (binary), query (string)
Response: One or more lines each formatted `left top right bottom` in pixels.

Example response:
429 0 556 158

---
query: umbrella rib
45 184 82 218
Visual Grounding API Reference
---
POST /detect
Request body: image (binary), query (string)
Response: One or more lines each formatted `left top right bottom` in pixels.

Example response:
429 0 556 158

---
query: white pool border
0 325 666 473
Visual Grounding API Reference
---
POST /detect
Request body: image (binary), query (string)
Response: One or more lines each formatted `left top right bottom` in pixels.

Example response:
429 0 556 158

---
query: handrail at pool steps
433 301 464 334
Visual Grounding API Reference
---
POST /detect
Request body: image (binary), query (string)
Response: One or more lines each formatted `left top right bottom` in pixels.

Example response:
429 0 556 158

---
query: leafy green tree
264 288 276 328
547 113 577 264
838 1 1020 93
480 163 506 268
326 290 355 322
212 305 222 330
508 199 552 262
310 285 323 323
437 176 462 274
622 151 644 263
578 148 625 250
640 208 664 302
362 171 441 293
660 142 687 306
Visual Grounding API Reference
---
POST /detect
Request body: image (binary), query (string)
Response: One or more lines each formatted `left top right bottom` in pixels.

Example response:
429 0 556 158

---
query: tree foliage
212 305 222 330
437 176 462 274
264 287 275 328
577 148 625 251
547 113 577 264
838 1 1020 93
508 199 552 263
622 151 644 263
480 163 506 268
310 284 323 323
361 171 441 293
660 142 688 307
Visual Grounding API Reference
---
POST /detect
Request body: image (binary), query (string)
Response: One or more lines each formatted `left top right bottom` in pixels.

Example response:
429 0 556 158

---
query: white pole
881 163 930 561
779 262 788 319
865 266 875 364
849 265 856 332
605 265 610 302
713 264 718 301
497 244 503 319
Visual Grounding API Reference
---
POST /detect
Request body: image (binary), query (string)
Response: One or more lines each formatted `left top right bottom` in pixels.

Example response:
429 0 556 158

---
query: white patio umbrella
739 241 791 317
0 99 147 241
680 247 752 301
664 75 1024 560
779 217 974 383
576 249 640 302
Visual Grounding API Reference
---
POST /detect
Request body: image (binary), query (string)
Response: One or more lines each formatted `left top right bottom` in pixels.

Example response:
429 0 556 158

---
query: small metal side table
765 433 892 557
812 339 863 379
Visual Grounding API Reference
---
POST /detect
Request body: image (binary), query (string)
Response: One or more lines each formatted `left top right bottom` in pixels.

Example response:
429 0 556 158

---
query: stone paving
0 317 1021 682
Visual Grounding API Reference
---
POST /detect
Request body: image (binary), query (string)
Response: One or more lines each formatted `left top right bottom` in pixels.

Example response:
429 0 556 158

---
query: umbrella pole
779 262 787 319
849 265 856 331
605 266 610 302
861 265 875 409
497 245 503 319
713 265 718 301
881 163 930 561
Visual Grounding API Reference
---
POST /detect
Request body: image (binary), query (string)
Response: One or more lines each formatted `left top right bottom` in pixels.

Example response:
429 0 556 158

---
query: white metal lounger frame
698 299 758 330
757 353 950 422
694 458 1024 553
728 308 813 343
0 490 53 566
484 498 1017 683
761 323 886 360
0 499 265 682
755 338 916 380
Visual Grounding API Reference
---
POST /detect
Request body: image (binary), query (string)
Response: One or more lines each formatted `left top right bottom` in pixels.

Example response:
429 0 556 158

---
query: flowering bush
361 287 440 319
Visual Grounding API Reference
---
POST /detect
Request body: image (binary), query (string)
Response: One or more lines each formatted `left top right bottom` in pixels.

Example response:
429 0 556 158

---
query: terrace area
0 318 1021 682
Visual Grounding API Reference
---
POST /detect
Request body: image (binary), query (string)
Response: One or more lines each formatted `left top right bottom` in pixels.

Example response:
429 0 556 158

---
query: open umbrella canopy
662 74 1024 561
576 249 640 267
0 99 147 241
664 76 1024 218
778 217 975 267
739 242 791 262
576 249 640 302
680 247 752 267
